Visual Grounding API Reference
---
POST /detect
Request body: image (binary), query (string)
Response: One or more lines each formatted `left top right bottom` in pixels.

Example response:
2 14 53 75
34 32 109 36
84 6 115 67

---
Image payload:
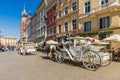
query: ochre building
56 0 79 42
78 0 120 40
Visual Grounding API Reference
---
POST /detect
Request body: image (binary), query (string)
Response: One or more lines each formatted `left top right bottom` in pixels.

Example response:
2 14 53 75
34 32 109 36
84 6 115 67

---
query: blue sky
0 0 42 41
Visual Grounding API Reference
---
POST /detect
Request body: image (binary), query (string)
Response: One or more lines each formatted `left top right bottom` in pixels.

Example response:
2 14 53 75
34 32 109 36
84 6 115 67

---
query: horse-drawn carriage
54 37 112 71
18 42 37 55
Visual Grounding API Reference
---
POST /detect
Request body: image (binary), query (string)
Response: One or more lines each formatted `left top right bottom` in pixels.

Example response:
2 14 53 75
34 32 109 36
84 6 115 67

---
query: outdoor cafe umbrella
46 40 59 45
103 34 120 41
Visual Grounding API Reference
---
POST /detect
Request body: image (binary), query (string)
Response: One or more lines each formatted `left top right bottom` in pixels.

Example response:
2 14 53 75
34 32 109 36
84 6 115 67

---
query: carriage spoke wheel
56 51 64 63
82 50 101 71
101 53 112 67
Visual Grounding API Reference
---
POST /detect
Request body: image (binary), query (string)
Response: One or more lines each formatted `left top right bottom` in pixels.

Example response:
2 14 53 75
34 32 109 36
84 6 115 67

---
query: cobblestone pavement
0 51 120 80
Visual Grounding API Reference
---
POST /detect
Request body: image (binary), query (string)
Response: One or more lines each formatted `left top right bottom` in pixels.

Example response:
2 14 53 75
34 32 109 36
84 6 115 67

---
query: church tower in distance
20 5 27 42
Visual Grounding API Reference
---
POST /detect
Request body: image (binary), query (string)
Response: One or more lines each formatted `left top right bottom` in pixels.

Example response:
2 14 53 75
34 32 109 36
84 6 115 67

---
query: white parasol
103 34 120 41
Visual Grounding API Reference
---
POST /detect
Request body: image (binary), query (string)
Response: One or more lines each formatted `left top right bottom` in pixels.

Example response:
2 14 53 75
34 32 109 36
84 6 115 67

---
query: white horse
48 44 56 58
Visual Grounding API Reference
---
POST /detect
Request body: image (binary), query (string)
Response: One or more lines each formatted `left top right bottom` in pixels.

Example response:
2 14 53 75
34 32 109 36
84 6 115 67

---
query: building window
53 27 56 34
47 29 49 35
72 2 77 11
41 28 43 34
58 0 62 5
84 21 91 32
43 26 45 34
85 1 91 13
50 28 53 35
54 16 56 21
101 0 108 5
65 22 68 32
39 30 41 35
58 11 62 18
65 7 68 15
99 16 110 29
47 12 49 16
53 5 56 11
50 18 52 23
47 20 49 25
41 10 43 17
72 19 77 30
59 25 61 33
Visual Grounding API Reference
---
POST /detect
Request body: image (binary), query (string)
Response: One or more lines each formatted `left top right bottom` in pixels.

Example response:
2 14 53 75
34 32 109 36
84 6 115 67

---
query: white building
0 36 16 46
31 0 47 43
26 18 32 42
0 36 5 46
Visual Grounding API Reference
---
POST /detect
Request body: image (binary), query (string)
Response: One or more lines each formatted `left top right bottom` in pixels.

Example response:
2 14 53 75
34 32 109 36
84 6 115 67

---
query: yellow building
78 0 120 40
56 0 79 42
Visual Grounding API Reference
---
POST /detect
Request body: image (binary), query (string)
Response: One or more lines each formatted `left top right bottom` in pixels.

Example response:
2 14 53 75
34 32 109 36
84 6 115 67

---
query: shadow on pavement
63 59 85 69
40 56 50 59
40 55 86 70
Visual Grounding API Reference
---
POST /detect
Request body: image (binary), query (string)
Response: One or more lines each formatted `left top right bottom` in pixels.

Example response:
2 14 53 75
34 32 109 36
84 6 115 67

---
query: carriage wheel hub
89 58 93 62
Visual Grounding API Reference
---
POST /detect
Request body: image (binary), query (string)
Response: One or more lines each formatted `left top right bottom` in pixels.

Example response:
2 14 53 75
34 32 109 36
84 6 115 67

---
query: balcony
47 22 56 28
47 12 57 19
80 0 119 19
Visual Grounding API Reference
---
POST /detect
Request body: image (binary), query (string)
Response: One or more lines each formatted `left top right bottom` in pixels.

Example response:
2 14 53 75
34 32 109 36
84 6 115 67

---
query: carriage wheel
82 50 101 71
23 52 26 56
56 51 64 63
101 53 112 67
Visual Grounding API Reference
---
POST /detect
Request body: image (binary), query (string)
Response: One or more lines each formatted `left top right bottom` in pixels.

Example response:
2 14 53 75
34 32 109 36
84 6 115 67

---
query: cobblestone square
0 51 120 80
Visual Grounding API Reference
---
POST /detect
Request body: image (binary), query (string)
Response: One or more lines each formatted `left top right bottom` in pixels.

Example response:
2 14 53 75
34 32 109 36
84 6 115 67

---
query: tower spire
22 4 27 17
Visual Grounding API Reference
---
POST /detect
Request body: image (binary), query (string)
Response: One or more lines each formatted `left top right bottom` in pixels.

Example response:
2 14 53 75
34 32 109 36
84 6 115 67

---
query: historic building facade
36 0 47 42
56 0 79 42
0 36 4 46
46 0 57 40
31 13 37 42
30 0 47 43
26 17 32 42
0 36 16 46
78 0 120 40
20 0 120 44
